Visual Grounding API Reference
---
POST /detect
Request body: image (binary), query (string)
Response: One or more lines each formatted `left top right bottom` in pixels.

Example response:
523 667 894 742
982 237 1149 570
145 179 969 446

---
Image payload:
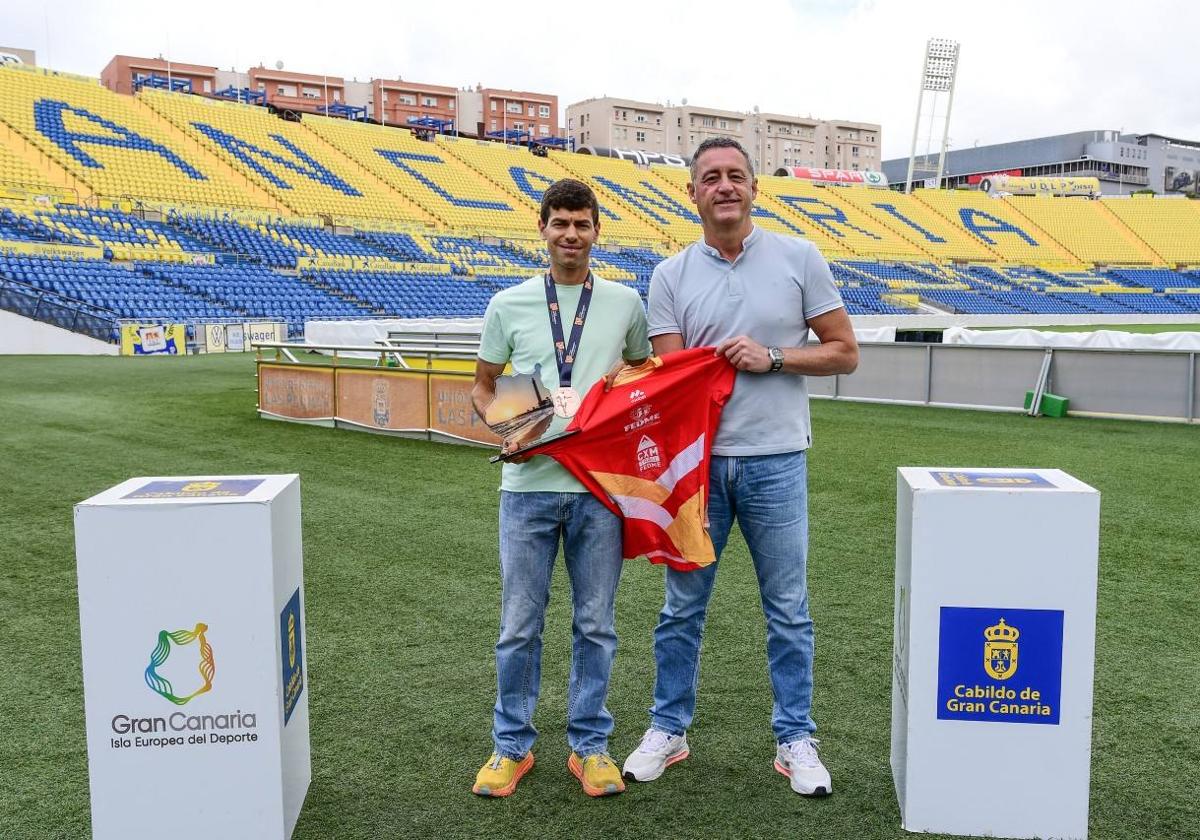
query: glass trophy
485 364 571 462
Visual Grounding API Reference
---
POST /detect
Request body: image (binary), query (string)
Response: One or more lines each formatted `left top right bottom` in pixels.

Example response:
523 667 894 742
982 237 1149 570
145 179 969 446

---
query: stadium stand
140 89 432 223
436 137 664 243
0 65 264 208
648 163 844 249
752 176 924 261
141 262 371 334
827 187 996 263
1002 195 1161 265
166 213 299 267
303 116 538 236
0 134 63 195
1098 195 1200 265
913 189 1077 265
0 253 241 323
4 68 1200 343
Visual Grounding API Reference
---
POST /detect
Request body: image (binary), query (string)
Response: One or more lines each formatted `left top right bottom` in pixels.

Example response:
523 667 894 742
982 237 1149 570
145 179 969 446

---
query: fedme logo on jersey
636 435 661 473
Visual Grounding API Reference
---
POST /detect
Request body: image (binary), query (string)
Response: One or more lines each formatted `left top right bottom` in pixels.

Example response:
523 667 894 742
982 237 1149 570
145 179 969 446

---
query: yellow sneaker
472 752 534 797
568 752 626 797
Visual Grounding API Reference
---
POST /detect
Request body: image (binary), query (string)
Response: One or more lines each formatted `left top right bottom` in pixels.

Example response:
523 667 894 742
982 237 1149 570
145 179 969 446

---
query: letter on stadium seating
775 195 883 240
34 99 206 178
375 149 511 210
191 123 362 196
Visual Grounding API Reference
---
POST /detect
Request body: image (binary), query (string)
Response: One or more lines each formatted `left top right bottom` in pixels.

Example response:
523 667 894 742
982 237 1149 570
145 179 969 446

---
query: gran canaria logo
145 622 215 705
983 617 1019 680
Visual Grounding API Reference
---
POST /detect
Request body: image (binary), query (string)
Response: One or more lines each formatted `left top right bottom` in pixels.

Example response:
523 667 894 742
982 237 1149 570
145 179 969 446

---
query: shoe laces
781 737 822 768
638 728 674 754
487 754 505 770
590 754 614 770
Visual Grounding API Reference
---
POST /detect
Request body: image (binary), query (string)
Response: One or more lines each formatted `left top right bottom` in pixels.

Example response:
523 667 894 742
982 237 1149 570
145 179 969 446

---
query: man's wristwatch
768 346 785 372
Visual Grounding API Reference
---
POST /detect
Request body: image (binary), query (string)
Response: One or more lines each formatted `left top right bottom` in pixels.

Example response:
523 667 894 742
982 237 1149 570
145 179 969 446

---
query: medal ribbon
544 271 594 388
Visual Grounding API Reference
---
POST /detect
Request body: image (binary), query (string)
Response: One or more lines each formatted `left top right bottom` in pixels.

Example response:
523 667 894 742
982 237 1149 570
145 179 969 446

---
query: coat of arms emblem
983 617 1019 680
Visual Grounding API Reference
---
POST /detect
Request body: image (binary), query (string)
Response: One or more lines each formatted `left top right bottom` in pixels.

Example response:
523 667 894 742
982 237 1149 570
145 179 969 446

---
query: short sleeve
801 244 845 321
647 262 681 338
623 294 652 360
477 297 511 365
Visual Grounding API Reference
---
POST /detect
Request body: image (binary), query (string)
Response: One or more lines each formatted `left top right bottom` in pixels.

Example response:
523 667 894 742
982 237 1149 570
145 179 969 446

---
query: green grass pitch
0 354 1195 839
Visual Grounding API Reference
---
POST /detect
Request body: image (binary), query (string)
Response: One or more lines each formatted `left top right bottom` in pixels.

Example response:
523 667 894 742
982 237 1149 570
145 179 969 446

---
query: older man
622 137 858 796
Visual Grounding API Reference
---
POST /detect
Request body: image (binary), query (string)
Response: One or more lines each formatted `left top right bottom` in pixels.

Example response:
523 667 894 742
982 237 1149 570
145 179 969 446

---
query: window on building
528 105 536 117
539 104 550 118
636 130 646 143
490 101 497 112
540 125 550 136
702 117 714 127
507 101 522 114
852 146 859 157
636 113 646 123
656 117 662 125
399 94 416 105
448 99 455 110
422 96 437 107
491 119 497 130
202 80 212 93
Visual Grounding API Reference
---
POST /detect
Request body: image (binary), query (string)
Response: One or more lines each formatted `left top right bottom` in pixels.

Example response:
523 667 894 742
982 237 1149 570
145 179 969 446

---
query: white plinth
75 475 311 839
892 468 1099 840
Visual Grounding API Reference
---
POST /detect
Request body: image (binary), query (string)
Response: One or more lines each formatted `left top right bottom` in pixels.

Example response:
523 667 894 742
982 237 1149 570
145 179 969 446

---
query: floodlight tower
904 38 960 194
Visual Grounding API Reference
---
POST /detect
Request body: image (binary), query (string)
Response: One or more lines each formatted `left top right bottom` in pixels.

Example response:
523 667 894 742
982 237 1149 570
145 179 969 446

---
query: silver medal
552 386 582 419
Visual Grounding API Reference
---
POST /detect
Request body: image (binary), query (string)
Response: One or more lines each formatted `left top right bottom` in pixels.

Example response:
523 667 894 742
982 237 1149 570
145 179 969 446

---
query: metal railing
253 339 480 369
0 276 118 341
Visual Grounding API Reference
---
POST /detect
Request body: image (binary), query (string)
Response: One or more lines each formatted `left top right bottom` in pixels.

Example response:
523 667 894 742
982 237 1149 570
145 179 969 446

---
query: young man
470 178 650 798
622 138 859 796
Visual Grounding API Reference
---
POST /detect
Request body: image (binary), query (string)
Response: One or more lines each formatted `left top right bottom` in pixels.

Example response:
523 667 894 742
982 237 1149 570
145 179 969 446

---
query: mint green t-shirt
479 273 651 493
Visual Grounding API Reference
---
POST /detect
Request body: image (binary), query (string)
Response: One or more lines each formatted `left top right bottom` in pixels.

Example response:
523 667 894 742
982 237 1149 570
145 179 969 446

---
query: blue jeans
649 451 815 744
492 490 624 759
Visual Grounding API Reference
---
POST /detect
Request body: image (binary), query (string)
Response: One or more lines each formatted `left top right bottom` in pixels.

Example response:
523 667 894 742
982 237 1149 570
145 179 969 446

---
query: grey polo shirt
647 226 844 456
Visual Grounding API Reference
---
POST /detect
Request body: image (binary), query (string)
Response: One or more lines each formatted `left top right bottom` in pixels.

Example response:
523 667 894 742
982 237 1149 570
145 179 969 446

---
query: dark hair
539 178 600 225
689 137 755 181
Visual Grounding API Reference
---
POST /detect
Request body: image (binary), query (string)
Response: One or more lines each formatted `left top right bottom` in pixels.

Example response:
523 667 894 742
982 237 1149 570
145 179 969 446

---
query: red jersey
529 348 736 571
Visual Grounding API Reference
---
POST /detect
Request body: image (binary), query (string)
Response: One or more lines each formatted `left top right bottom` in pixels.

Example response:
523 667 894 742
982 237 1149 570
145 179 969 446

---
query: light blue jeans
649 451 815 744
492 490 624 760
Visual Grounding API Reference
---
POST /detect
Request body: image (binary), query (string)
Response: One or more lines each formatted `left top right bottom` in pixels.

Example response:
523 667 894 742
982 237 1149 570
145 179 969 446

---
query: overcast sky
4 0 1197 160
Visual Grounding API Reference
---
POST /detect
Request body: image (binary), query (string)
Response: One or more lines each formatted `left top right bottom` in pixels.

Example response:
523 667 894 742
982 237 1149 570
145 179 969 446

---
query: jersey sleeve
801 243 845 321
647 261 681 338
477 296 511 365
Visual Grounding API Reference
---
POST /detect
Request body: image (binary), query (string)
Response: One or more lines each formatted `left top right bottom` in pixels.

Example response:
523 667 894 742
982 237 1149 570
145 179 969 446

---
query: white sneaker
774 737 832 796
621 728 689 782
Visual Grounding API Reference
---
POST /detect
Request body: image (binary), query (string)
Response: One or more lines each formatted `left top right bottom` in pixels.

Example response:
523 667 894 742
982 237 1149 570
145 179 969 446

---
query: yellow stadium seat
1097 195 1200 265
436 137 665 245
0 65 265 209
140 89 432 225
914 189 1077 266
1002 195 1162 265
